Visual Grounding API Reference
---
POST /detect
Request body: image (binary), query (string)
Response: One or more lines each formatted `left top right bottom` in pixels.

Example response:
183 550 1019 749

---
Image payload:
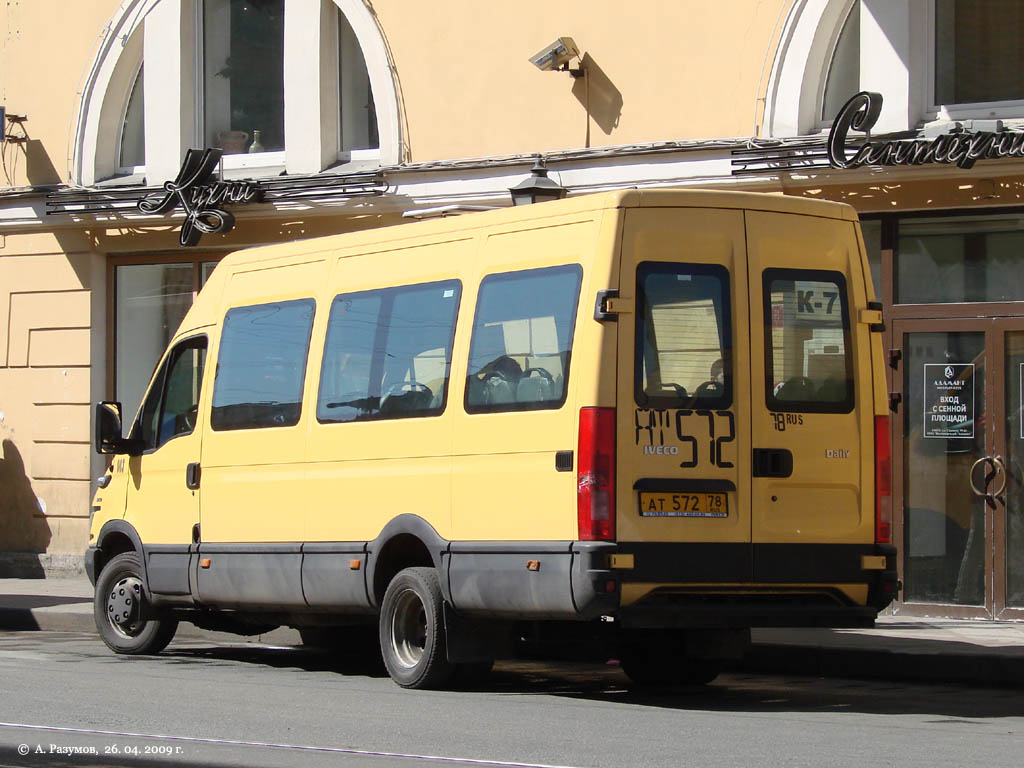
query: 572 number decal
635 409 735 468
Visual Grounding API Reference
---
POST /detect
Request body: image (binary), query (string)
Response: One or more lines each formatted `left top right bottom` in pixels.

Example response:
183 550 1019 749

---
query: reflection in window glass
466 265 582 413
897 218 1024 304
211 299 315 430
635 263 731 410
159 341 207 446
132 338 207 451
764 269 853 412
934 0 1024 105
116 264 194 424
203 0 284 154
120 65 145 168
318 281 460 423
821 0 860 121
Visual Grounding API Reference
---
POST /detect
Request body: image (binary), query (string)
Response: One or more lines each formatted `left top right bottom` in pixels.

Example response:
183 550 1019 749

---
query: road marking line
0 722 582 768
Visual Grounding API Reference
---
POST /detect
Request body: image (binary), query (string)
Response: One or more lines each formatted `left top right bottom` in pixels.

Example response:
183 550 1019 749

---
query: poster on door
923 363 974 439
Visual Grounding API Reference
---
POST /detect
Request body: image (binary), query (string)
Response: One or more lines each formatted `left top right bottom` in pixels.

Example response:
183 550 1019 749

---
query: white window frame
762 0 1024 139
195 0 288 174
73 0 402 187
922 0 1024 122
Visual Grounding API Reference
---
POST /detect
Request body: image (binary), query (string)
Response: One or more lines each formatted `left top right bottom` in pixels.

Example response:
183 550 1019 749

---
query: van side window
635 263 732 410
317 280 461 423
211 299 316 430
465 264 582 414
131 336 208 451
763 268 854 413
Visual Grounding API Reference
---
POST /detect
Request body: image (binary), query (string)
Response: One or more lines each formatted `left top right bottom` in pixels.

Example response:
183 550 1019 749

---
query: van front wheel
94 552 178 655
379 567 454 689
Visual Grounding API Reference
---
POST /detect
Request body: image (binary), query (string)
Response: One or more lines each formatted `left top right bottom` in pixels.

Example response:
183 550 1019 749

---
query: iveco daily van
88 189 897 689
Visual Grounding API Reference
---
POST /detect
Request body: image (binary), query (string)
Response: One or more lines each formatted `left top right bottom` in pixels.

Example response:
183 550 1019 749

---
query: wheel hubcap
106 576 144 638
390 588 427 668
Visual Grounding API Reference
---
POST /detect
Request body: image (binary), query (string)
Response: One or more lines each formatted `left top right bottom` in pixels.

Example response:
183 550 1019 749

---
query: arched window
764 0 1024 139
73 0 401 186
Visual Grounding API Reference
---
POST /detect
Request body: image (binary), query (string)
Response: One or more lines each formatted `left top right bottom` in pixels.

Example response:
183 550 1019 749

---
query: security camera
529 37 580 72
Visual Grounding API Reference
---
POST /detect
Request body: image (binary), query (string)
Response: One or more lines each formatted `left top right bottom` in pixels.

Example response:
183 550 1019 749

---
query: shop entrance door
892 317 1024 619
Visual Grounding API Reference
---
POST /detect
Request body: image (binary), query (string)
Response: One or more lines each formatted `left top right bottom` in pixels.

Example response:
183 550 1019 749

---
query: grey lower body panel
302 543 373 612
445 541 617 620
195 544 306 610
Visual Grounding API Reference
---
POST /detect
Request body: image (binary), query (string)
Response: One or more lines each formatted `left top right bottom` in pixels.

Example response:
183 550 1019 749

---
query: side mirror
94 402 143 456
95 402 125 455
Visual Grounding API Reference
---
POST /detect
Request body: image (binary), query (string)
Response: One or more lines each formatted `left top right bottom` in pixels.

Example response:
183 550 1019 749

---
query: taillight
578 407 616 541
874 415 892 544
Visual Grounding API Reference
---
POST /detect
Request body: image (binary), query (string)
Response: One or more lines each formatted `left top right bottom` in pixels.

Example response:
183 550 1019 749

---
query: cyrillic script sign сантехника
828 91 1024 171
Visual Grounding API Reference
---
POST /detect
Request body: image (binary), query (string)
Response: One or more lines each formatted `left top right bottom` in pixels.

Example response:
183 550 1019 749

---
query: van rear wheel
379 567 454 689
94 552 178 655
619 634 720 687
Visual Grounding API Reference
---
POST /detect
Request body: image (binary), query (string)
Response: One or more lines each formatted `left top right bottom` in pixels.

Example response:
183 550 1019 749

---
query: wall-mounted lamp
529 37 584 78
509 157 567 206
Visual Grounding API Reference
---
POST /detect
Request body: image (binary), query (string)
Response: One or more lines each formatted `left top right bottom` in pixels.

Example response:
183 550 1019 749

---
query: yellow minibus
88 189 896 689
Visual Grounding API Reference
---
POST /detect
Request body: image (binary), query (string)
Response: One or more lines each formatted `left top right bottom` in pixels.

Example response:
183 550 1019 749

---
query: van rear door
744 210 876 587
615 206 752 586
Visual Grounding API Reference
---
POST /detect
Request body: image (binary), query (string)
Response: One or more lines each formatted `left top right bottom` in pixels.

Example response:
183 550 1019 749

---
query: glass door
892 317 1024 618
995 321 1024 619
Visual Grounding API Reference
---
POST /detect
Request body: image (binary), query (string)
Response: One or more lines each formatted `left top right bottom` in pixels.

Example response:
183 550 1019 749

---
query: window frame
762 267 855 415
316 279 462 424
923 0 1024 122
128 334 209 454
633 261 733 412
116 61 146 175
464 264 583 416
210 297 317 431
196 0 287 172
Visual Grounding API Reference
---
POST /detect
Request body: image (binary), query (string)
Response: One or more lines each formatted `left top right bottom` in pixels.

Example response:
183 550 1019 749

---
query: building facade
0 0 1022 619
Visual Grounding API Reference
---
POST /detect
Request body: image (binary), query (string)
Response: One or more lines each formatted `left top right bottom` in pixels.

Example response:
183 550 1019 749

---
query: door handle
186 462 201 490
753 448 793 478
969 455 1004 508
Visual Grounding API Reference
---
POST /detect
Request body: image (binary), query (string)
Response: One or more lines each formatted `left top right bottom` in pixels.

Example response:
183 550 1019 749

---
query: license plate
639 492 728 518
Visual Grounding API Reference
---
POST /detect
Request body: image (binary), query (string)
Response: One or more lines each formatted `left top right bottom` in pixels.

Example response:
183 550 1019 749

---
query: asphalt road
0 630 1020 768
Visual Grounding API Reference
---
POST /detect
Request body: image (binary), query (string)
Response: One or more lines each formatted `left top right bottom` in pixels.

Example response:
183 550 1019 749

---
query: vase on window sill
248 130 264 154
216 130 249 155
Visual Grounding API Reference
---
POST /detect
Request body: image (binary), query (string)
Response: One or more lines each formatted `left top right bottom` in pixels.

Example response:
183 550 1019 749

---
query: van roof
218 188 859 270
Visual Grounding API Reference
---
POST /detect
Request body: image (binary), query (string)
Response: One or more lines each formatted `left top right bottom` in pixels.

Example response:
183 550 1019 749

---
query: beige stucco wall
0 0 121 188
374 0 790 161
0 231 102 555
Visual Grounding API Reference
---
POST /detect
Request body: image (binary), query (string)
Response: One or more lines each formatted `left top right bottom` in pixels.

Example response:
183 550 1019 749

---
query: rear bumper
610 541 898 628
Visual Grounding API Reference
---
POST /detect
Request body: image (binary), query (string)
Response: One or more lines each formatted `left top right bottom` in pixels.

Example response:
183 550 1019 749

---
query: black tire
94 552 178 655
620 637 720 687
379 567 454 689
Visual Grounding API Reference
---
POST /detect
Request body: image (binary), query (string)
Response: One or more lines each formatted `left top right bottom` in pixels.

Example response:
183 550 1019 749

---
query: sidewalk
1 576 1022 687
